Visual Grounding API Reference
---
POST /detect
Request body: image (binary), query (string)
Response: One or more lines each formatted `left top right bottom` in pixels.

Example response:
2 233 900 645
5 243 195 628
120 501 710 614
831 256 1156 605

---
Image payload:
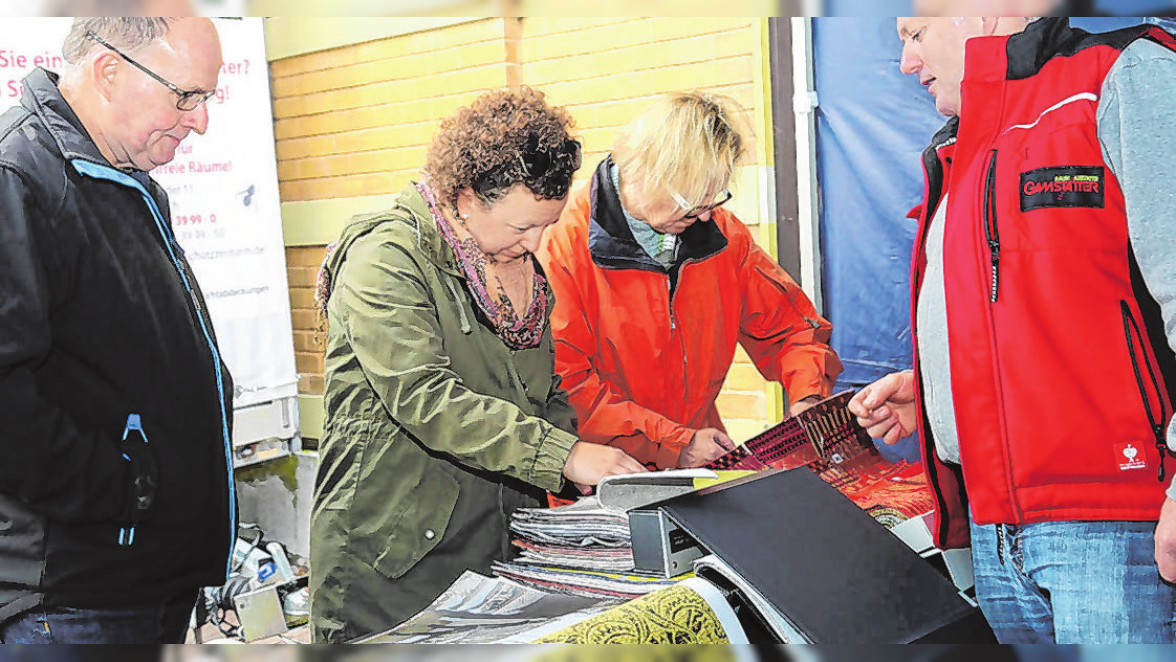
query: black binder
630 468 993 643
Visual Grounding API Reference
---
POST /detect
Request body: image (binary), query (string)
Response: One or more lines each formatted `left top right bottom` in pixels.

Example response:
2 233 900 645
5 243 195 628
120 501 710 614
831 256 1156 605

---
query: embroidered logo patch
1020 166 1105 212
1114 442 1147 471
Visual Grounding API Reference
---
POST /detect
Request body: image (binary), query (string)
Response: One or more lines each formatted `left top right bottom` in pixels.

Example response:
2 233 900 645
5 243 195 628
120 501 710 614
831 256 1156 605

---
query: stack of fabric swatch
493 495 685 599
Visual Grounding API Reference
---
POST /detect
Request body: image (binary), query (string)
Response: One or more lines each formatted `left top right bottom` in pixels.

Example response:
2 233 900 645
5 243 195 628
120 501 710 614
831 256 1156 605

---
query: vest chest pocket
1016 116 1107 210
1005 120 1119 252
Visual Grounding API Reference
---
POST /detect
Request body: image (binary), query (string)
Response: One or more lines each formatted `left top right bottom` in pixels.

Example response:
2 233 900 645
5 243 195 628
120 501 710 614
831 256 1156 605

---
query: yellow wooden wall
274 18 513 412
273 17 781 443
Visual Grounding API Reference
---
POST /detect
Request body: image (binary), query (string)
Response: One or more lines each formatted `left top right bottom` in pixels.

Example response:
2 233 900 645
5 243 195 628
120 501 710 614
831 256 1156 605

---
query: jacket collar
1002 17 1074 82
587 156 728 272
325 181 462 298
399 181 461 277
1000 18 1157 82
965 19 1091 86
965 18 1080 85
919 116 959 224
930 115 959 151
22 67 115 168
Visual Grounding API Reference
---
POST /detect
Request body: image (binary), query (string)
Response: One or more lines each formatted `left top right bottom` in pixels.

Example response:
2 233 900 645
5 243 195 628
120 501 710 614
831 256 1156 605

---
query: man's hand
563 441 647 495
1156 496 1176 582
678 427 737 468
847 370 918 445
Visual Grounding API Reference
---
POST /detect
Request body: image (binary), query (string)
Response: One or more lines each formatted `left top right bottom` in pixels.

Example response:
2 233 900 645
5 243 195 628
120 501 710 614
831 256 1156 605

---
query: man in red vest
849 14 1176 643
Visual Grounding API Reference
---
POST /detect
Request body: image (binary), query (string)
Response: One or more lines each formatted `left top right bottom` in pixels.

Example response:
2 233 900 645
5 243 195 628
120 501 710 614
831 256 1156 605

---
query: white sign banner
1 18 298 409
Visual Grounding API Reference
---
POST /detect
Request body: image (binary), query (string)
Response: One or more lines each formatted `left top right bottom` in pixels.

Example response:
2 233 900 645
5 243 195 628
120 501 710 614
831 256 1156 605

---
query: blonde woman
538 91 843 470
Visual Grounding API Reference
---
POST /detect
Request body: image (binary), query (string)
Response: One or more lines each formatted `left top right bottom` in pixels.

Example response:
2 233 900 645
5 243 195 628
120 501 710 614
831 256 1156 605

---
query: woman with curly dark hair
308 86 646 643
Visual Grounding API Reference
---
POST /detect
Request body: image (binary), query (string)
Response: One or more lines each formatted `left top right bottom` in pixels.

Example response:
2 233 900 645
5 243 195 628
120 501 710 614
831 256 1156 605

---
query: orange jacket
538 158 842 468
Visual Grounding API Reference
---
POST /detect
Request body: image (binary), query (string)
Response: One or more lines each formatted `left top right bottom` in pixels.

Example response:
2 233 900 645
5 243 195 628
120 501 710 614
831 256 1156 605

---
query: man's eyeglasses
87 31 216 111
672 189 733 219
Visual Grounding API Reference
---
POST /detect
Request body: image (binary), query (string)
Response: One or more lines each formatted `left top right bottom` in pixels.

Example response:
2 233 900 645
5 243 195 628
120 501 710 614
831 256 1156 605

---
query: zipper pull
119 414 149 547
667 279 676 330
1157 429 1168 482
989 243 1001 303
122 413 143 441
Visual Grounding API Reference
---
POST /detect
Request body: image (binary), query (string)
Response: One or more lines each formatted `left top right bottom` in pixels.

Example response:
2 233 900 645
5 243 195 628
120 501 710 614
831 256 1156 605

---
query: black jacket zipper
1121 300 1169 481
983 150 1002 303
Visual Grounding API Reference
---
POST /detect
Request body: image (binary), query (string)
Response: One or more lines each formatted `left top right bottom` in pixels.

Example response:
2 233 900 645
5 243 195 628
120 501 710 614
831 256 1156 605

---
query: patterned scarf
417 181 549 350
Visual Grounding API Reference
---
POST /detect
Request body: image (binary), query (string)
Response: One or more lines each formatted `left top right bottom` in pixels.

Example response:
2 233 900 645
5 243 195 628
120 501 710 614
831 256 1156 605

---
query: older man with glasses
0 17 233 643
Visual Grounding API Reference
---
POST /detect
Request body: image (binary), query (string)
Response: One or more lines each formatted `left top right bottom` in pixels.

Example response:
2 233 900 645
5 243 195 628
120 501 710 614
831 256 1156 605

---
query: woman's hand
788 394 824 417
678 428 736 468
563 441 648 495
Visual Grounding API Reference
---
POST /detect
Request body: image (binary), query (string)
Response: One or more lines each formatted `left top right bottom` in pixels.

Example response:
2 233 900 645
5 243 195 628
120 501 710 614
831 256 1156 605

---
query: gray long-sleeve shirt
1097 38 1176 501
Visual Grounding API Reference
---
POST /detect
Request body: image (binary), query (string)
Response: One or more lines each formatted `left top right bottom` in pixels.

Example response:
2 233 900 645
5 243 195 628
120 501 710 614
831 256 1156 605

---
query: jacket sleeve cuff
530 424 579 493
663 425 695 449
653 426 696 469
782 369 835 403
790 389 826 405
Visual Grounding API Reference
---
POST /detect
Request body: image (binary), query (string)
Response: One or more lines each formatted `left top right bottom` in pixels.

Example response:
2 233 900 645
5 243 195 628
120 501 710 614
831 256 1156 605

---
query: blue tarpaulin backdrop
810 17 1171 461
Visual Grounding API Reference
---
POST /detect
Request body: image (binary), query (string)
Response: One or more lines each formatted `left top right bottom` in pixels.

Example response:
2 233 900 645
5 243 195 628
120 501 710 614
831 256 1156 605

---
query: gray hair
62 17 175 64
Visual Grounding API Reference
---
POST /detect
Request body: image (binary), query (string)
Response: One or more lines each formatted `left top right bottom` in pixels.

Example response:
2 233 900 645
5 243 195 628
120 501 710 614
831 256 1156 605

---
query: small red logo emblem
1115 442 1147 471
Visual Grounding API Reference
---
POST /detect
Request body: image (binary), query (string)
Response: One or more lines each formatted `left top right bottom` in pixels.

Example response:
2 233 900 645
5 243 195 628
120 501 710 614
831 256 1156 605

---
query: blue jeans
969 518 1176 643
0 591 196 644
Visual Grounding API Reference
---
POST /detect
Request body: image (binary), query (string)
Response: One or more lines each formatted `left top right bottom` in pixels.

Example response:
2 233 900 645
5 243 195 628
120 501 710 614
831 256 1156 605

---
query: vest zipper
978 149 1020 519
983 150 1002 303
1120 300 1169 481
917 139 958 547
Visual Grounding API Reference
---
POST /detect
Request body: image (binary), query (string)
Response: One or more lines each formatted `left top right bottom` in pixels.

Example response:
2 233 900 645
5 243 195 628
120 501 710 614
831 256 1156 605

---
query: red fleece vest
910 22 1176 548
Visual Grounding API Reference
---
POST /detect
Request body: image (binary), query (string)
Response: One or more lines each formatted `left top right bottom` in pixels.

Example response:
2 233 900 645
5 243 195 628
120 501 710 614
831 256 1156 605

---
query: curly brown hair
425 86 580 209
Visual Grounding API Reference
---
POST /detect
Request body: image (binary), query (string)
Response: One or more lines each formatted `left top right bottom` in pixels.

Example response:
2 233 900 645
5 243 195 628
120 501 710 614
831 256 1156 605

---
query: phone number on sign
176 228 226 243
172 213 218 226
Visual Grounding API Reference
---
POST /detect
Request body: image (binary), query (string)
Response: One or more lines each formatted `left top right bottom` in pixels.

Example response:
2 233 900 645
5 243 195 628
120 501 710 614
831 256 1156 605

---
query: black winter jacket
0 68 235 620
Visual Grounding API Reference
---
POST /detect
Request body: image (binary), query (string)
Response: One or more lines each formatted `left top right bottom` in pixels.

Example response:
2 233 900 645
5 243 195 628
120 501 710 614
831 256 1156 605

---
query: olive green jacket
309 182 579 643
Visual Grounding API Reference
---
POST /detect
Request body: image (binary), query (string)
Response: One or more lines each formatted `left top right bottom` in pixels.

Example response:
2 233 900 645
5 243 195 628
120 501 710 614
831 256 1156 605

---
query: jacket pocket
118 414 158 547
983 150 1002 303
348 459 460 580
1120 300 1169 480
